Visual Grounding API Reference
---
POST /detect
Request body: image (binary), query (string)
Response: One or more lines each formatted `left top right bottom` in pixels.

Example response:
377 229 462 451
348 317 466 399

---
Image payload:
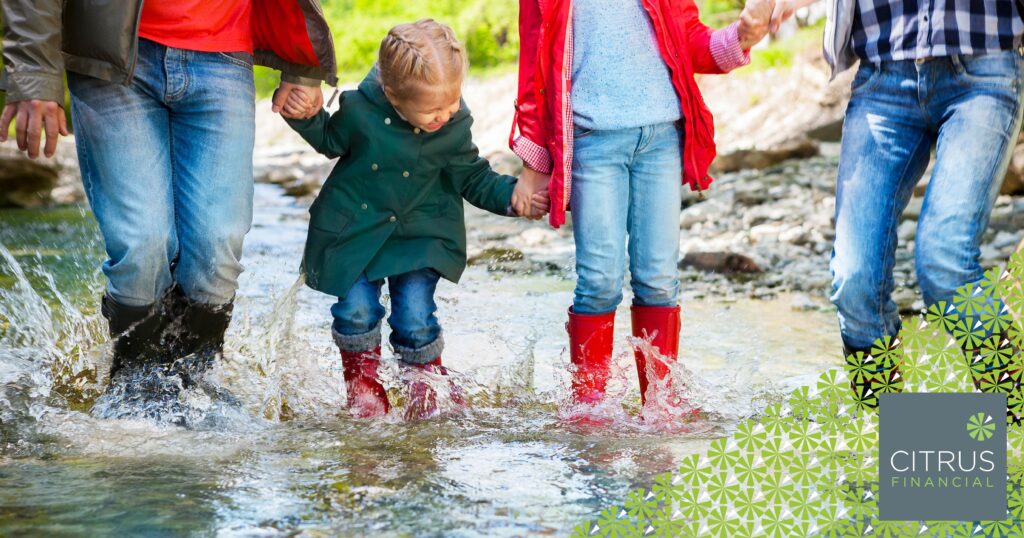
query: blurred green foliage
255 0 520 95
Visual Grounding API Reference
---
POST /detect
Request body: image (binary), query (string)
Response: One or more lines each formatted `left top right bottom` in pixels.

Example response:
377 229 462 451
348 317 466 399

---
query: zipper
127 0 145 84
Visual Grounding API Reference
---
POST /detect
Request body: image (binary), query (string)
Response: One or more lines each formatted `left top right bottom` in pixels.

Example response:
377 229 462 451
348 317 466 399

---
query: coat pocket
303 208 353 287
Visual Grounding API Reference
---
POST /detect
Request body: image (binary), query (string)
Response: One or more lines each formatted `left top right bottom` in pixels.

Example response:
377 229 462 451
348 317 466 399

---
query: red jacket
510 0 750 227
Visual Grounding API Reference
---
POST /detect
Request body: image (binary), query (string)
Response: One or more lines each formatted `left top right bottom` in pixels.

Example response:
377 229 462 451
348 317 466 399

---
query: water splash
0 185 842 536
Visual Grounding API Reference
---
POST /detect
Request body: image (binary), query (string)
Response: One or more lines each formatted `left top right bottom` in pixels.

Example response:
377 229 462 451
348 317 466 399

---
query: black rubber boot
167 298 233 388
101 294 170 379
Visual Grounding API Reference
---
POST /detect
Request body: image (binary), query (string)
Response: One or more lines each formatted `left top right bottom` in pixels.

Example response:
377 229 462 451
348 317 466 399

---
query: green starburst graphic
968 412 997 442
574 254 1024 537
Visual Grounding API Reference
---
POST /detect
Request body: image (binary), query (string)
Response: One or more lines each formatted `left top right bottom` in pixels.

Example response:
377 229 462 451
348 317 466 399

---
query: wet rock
0 144 82 208
711 138 820 175
790 293 820 311
1002 139 1024 195
516 227 559 247
749 223 783 243
283 177 321 197
680 252 764 275
902 197 923 221
466 246 549 273
893 287 918 314
897 220 917 242
991 230 1022 252
806 118 844 142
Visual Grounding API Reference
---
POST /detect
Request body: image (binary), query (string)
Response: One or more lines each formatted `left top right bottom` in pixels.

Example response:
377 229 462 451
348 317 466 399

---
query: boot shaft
566 308 615 404
630 305 681 406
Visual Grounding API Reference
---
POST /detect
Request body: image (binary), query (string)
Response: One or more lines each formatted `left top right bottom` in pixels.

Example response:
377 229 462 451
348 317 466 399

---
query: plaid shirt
851 0 1024 62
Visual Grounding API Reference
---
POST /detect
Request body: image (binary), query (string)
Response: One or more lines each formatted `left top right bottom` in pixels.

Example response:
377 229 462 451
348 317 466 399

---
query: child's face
385 87 461 133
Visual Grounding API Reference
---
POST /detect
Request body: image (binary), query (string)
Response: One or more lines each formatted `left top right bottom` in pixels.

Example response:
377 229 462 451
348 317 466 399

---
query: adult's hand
513 165 551 220
770 0 820 33
0 100 69 159
738 0 776 50
273 81 323 119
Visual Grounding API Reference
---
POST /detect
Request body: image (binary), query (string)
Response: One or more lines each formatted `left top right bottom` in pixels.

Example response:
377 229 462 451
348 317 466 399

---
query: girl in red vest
510 0 774 420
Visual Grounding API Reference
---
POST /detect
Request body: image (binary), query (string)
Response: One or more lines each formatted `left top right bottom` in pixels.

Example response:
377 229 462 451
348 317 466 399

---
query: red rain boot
566 307 615 405
341 347 390 419
631 305 683 409
405 357 465 421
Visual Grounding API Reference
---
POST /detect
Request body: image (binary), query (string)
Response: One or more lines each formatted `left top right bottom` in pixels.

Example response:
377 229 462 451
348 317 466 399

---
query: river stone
0 146 60 208
466 246 535 273
1002 137 1024 195
711 138 820 174
679 251 764 275
897 220 916 242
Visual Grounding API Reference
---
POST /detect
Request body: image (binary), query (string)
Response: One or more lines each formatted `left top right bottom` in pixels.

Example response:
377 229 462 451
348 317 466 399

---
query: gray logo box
879 393 1007 521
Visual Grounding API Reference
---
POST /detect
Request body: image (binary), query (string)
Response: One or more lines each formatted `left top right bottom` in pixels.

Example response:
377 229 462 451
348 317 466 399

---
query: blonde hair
378 19 468 103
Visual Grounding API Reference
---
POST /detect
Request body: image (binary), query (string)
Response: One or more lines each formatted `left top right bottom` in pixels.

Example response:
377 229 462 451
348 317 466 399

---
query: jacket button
414 128 421 134
403 171 410 177
385 117 391 125
371 163 379 171
361 203 368 210
389 215 397 222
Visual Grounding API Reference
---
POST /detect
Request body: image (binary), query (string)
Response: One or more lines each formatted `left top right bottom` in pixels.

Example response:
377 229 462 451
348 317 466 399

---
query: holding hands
273 81 323 119
770 0 817 33
512 166 551 220
737 0 776 50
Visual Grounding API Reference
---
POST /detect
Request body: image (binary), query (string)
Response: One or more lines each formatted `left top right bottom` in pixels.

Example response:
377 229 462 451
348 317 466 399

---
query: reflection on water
0 185 841 536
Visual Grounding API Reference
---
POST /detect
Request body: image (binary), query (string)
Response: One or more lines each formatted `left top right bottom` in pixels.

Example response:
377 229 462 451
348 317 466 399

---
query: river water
0 184 841 536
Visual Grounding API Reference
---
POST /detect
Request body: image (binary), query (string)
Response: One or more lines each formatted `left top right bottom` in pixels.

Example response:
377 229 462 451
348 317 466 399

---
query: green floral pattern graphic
575 250 1024 537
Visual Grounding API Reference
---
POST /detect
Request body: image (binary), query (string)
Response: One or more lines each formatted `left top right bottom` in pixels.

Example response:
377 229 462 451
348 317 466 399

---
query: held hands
770 0 807 33
0 100 69 159
512 165 551 221
273 81 323 119
737 0 776 50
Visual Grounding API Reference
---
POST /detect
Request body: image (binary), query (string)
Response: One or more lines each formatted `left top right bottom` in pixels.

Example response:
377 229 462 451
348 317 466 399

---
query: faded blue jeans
570 122 683 314
68 38 255 308
831 51 1024 351
331 269 444 365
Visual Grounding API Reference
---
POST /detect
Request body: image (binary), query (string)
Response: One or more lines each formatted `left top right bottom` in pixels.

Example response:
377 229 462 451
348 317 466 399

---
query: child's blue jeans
331 268 443 365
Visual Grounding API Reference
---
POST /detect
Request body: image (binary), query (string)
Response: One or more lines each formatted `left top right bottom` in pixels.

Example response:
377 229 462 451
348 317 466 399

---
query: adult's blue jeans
68 38 256 308
570 122 683 315
331 269 444 365
831 51 1024 351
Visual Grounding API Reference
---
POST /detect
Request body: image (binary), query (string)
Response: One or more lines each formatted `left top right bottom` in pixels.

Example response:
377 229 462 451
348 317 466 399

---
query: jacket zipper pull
326 88 341 109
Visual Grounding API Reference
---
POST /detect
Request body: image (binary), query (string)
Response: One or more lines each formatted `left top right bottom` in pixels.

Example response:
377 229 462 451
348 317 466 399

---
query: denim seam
69 100 95 204
880 130 931 338
959 92 1023 272
166 49 190 103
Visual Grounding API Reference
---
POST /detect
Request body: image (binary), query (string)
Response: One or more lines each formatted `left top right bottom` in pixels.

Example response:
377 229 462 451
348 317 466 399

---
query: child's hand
738 0 775 49
273 82 324 119
530 191 550 216
512 167 551 220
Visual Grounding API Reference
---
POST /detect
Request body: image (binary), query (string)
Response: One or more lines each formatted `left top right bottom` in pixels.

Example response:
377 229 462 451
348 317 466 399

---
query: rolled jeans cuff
332 320 382 353
393 332 445 365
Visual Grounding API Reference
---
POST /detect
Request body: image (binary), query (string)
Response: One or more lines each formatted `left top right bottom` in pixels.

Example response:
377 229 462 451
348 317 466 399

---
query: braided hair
378 19 467 104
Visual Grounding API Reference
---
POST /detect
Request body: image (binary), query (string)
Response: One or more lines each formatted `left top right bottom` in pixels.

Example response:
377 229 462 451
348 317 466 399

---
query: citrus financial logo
879 393 1007 521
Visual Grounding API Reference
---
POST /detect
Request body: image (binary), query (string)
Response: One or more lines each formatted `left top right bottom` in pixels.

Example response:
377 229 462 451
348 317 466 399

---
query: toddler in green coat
284 19 549 420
